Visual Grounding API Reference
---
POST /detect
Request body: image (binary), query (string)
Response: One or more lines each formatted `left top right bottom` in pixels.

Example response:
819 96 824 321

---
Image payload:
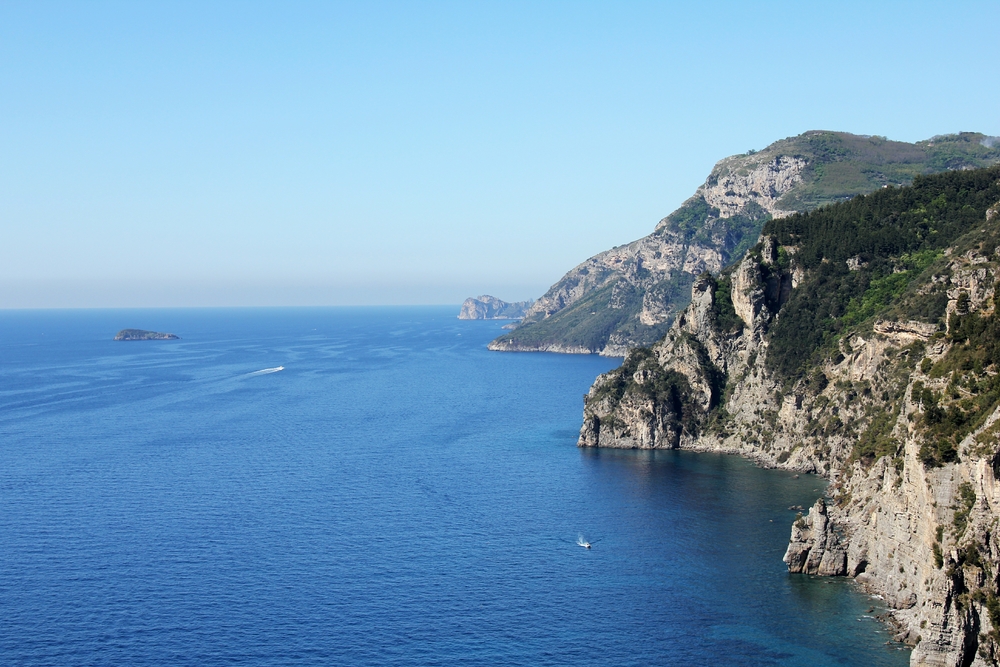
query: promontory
458 295 533 320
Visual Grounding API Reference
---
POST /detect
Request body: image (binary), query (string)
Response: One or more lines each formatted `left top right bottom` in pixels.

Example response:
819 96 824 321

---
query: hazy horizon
3 1 999 309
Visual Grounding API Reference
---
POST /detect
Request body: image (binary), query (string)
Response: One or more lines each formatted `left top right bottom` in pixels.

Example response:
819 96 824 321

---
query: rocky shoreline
486 338 620 356
575 168 1000 666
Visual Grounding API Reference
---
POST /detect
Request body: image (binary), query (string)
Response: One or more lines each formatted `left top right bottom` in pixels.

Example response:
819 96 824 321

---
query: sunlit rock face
491 131 1000 356
458 295 532 320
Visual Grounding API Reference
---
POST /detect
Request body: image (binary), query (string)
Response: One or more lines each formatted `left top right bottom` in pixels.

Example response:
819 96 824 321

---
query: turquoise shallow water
0 307 908 666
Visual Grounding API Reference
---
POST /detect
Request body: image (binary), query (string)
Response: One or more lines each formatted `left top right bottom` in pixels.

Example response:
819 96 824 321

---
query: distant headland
114 329 180 341
458 295 533 320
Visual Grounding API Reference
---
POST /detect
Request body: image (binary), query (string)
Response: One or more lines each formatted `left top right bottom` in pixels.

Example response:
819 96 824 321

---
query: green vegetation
709 273 744 334
751 164 1000 468
913 294 1000 465
953 482 977 538
680 332 727 408
854 402 902 463
494 274 693 351
584 167 1000 477
764 165 1000 381
656 195 773 271
588 332 729 440
590 347 703 433
664 196 719 243
840 251 941 327
773 131 1000 212
727 203 772 259
921 132 1000 172
979 594 1000 664
494 280 642 352
494 131 999 355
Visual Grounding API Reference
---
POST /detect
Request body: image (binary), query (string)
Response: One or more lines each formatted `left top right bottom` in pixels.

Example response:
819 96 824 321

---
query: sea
0 307 909 666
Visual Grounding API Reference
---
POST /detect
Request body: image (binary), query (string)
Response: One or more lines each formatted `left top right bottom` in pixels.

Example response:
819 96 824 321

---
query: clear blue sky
2 1 998 308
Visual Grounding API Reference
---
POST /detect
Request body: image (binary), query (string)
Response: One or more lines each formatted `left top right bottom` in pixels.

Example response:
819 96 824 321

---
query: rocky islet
114 329 179 341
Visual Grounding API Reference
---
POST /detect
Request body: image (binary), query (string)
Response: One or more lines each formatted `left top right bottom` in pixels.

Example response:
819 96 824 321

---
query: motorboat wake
247 366 285 376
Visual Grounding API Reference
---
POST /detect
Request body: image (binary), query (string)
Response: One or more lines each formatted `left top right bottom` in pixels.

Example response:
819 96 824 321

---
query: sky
2 1 999 308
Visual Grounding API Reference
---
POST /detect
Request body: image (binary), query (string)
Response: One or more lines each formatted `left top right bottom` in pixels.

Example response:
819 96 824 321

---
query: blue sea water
0 307 908 666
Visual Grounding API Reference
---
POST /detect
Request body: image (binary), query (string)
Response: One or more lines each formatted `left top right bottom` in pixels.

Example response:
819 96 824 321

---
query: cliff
458 295 533 320
578 166 1000 666
491 132 1000 356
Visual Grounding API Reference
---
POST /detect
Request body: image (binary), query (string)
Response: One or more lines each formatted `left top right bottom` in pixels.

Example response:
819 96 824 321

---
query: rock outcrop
114 329 179 341
458 295 532 320
577 166 1000 666
491 132 1000 356
783 498 848 576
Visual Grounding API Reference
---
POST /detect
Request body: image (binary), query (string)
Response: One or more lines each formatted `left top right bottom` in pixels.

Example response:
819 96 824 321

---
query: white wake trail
246 366 285 376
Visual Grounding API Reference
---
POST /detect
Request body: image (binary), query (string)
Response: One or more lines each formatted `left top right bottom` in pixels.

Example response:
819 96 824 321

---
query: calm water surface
0 307 908 666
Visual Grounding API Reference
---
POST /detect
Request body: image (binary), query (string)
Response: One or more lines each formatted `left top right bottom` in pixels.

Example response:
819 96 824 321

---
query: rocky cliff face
458 295 533 320
491 132 1000 356
489 150 806 356
578 166 1000 666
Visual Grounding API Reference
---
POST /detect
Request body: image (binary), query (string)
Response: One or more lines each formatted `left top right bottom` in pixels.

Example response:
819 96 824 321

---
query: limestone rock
494 132 1000 356
872 320 938 343
783 499 847 576
697 155 805 220
114 329 179 341
458 295 532 320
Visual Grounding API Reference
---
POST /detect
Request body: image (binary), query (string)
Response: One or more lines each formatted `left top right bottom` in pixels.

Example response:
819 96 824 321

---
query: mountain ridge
490 131 1000 356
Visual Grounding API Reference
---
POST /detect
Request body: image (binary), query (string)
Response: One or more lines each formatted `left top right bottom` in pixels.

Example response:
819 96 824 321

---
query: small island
114 329 180 341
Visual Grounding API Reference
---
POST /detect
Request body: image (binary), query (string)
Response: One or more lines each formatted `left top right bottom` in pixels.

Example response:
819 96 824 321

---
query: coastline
573 219 1000 665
